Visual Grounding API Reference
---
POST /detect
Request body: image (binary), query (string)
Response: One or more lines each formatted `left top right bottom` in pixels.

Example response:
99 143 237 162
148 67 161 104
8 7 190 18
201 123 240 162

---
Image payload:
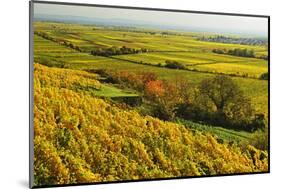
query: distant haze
34 2 268 37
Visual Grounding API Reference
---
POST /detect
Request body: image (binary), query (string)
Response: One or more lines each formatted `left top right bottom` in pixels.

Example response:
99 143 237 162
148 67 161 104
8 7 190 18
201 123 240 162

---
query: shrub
165 60 185 69
259 72 268 80
249 129 268 150
144 80 164 100
212 49 225 54
107 71 157 91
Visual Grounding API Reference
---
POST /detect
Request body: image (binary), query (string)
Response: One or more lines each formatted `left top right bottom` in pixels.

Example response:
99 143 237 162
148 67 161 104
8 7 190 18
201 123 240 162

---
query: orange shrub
144 80 164 100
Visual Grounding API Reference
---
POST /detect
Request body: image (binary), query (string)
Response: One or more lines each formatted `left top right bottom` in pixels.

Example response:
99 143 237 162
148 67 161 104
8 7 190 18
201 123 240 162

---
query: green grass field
177 119 255 144
93 84 139 97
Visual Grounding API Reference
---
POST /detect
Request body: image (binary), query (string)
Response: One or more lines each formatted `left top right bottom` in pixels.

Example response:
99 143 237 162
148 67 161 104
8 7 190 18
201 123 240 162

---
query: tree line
90 46 148 57
35 31 82 52
35 31 150 57
212 48 255 58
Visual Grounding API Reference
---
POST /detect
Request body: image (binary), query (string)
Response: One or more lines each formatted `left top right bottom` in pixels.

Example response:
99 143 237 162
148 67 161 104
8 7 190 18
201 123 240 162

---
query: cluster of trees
90 46 149 57
177 76 266 132
103 70 157 91
33 63 268 186
199 35 268 46
212 48 255 58
165 60 185 69
98 70 186 120
103 70 266 132
34 31 55 41
62 41 82 52
146 75 266 132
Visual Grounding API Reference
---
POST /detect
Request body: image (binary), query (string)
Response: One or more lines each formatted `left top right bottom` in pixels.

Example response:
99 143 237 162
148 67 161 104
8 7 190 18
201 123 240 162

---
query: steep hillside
33 63 268 186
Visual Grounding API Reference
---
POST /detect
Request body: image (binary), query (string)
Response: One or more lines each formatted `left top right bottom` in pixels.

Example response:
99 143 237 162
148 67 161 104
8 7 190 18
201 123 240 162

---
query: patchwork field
34 22 267 54
33 24 268 116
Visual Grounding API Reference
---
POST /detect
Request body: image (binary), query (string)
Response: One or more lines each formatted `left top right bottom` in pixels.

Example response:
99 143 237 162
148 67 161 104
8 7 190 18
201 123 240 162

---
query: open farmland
33 25 268 116
34 22 267 54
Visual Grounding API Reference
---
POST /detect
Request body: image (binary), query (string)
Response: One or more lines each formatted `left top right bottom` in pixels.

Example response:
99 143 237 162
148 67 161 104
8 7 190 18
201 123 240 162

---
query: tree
199 75 253 126
145 80 185 120
174 77 191 104
260 72 268 80
199 76 238 113
145 80 165 100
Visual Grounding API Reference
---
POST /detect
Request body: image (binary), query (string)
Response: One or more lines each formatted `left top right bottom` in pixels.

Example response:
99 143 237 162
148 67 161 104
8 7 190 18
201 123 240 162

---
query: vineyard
32 20 268 187
33 64 268 186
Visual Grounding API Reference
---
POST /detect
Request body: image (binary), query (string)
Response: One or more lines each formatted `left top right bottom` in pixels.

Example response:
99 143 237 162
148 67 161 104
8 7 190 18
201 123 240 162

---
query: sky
34 2 268 37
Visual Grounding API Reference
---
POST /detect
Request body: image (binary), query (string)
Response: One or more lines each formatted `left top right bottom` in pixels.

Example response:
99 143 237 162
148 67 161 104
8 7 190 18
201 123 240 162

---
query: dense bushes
249 128 268 151
259 72 269 80
165 60 185 69
103 70 190 121
102 70 157 91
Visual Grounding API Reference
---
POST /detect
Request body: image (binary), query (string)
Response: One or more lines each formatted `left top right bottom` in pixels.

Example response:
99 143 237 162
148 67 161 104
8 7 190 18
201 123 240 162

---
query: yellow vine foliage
33 63 268 186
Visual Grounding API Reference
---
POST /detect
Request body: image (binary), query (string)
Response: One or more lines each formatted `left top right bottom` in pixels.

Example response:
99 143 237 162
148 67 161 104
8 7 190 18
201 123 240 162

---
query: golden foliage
33 63 268 186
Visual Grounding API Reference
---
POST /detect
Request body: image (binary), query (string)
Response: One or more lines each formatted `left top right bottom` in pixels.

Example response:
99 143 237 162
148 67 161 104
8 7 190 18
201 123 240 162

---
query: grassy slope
177 119 254 144
93 84 139 97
